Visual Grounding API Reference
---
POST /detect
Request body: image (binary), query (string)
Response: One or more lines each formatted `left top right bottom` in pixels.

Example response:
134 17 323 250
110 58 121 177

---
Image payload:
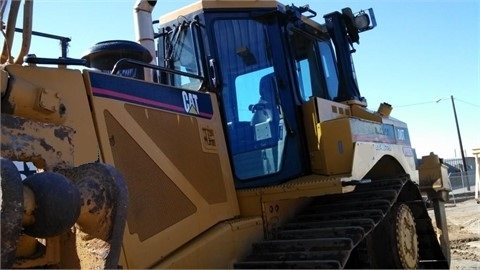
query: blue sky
8 0 480 159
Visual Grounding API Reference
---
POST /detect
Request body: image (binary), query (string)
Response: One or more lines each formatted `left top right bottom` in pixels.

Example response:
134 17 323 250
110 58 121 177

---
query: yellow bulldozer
1 0 452 268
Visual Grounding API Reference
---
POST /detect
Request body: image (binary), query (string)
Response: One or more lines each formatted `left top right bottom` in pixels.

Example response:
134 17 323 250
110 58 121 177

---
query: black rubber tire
23 172 81 238
1 158 24 268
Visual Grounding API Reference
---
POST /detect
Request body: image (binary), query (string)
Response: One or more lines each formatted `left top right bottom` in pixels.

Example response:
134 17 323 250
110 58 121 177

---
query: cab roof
160 0 279 23
159 0 325 33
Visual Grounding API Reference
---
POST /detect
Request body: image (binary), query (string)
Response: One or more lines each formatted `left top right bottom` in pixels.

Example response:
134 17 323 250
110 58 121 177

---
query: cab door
209 12 308 188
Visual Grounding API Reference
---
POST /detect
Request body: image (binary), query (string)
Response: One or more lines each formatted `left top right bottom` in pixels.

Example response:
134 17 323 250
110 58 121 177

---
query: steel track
234 175 449 269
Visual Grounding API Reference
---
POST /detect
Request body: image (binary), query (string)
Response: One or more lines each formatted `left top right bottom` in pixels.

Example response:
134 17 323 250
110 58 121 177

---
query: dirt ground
429 196 480 269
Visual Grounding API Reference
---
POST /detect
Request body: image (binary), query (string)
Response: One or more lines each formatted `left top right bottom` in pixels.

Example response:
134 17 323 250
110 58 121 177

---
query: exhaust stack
134 0 157 81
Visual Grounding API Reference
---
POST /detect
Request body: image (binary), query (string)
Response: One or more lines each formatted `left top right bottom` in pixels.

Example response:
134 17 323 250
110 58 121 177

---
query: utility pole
451 95 470 191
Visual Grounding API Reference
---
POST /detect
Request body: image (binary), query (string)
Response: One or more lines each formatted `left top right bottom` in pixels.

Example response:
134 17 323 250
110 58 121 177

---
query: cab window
289 28 339 101
213 18 287 180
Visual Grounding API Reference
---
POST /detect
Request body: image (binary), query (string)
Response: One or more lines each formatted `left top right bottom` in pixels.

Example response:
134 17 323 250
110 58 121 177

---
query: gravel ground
429 197 480 269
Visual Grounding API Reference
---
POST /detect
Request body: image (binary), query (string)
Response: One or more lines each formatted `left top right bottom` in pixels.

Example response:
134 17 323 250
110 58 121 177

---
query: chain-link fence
449 170 476 193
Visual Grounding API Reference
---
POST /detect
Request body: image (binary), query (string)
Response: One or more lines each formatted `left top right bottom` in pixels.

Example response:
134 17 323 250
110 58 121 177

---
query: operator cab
156 1 376 188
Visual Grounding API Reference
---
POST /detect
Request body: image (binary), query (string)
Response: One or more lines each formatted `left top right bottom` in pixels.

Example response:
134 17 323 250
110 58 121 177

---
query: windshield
213 18 286 180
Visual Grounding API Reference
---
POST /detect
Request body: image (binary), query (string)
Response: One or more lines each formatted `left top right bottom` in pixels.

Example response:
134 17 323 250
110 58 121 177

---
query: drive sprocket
394 203 418 269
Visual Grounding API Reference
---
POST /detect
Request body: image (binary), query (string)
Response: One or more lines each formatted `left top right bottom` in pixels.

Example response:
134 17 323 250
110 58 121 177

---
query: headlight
355 13 370 30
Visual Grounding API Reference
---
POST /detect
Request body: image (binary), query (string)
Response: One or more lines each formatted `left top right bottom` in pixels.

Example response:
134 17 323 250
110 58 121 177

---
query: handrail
23 55 86 66
111 58 204 81
14 27 71 58
1 0 20 63
14 0 33 65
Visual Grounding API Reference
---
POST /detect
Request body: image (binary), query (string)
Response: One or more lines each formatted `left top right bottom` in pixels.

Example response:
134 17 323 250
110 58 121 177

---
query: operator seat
250 73 279 144
231 73 281 178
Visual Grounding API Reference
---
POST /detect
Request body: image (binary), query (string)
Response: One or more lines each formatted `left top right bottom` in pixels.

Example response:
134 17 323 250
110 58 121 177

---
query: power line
395 96 480 109
454 97 480 108
395 100 436 108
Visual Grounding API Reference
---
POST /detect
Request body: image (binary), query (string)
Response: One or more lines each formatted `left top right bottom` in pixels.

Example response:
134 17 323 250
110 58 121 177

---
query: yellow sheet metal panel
350 103 383 123
303 96 410 176
1 114 74 170
104 110 197 240
418 153 452 193
319 117 354 175
302 98 323 171
302 97 351 174
3 65 99 166
154 217 263 269
84 71 239 269
237 174 343 219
